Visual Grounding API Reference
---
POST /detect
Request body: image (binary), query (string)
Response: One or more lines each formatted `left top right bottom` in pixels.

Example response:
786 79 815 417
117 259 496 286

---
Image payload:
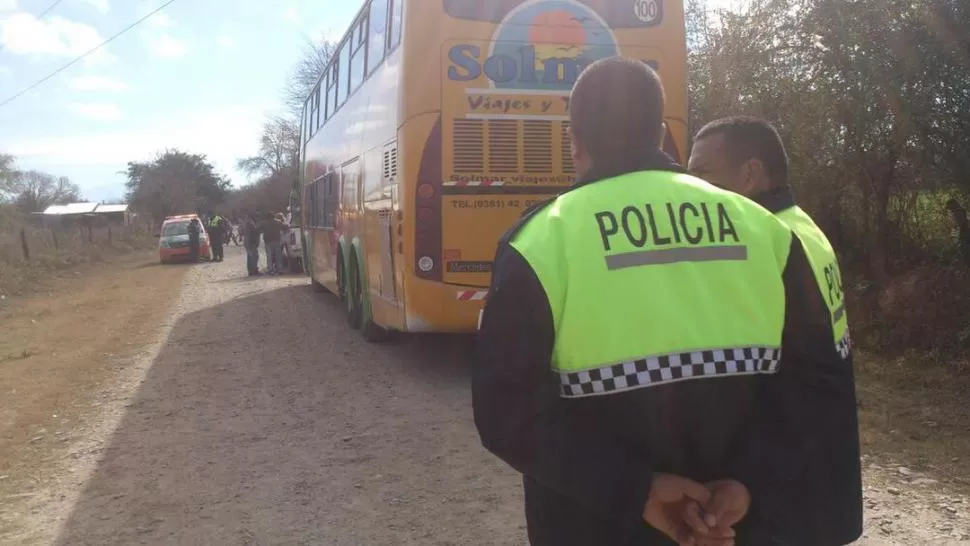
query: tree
237 116 300 180
0 152 17 203
283 39 336 117
228 39 334 220
125 149 231 224
220 175 293 219
686 0 970 280
9 170 81 212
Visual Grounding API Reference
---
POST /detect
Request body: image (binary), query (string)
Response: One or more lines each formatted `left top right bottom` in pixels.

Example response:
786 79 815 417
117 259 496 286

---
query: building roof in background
42 202 129 215
42 204 71 215
94 204 129 213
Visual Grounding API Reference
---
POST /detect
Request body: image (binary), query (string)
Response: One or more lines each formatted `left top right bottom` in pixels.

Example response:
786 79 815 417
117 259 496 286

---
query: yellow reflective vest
777 205 851 359
509 170 794 397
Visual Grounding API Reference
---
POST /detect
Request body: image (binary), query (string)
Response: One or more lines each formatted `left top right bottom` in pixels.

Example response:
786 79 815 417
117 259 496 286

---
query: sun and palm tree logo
490 0 618 91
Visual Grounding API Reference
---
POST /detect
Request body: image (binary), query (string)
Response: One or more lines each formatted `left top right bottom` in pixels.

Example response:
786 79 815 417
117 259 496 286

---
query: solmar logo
446 0 619 91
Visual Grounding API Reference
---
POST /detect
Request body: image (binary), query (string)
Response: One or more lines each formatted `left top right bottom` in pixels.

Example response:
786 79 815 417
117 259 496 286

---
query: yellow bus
300 0 688 340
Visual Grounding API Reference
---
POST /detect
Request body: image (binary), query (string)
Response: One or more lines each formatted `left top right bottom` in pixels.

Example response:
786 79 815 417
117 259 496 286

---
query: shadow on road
54 283 491 545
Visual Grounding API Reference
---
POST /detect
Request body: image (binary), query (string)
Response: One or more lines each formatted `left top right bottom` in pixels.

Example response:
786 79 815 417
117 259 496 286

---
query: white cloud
147 12 173 28
0 0 17 12
216 35 234 49
0 12 114 64
6 104 271 182
71 102 123 120
69 75 128 91
82 0 109 13
146 33 187 58
282 7 299 24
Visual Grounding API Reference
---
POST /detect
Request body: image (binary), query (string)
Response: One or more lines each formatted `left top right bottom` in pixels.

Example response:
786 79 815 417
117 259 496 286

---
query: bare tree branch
283 39 336 117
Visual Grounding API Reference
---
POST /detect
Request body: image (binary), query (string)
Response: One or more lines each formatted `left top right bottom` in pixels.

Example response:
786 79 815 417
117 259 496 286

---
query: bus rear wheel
349 257 387 342
341 255 358 327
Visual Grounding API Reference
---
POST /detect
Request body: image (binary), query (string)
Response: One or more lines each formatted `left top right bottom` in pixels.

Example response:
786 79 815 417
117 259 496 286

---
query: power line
37 0 67 19
0 0 179 110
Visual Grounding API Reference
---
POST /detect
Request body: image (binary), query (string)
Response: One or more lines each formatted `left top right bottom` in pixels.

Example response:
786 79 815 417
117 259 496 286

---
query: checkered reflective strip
559 346 782 398
836 330 852 360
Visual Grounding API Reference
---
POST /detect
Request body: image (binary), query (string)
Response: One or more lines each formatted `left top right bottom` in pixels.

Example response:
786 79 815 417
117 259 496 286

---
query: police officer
688 115 863 541
187 218 202 262
689 116 852 360
207 212 226 262
472 58 862 546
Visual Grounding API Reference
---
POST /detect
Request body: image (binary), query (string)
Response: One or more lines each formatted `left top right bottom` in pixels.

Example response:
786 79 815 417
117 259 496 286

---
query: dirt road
2 247 969 544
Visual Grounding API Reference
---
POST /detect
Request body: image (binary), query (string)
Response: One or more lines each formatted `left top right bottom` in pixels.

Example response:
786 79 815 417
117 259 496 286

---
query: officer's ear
739 158 766 195
568 127 591 177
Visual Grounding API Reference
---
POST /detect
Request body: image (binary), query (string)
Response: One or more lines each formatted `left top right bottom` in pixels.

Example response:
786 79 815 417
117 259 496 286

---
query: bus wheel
345 257 361 329
336 253 348 301
350 258 388 342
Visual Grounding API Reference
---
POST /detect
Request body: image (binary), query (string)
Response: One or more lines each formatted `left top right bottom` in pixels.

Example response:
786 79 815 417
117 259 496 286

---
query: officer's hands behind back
643 474 750 546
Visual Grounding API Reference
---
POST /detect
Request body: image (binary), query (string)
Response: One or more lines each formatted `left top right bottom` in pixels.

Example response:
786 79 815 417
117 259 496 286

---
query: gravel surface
3 247 968 545
46 249 526 545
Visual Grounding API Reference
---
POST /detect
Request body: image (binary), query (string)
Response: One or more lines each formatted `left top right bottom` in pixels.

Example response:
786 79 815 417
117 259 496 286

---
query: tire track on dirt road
43 248 526 546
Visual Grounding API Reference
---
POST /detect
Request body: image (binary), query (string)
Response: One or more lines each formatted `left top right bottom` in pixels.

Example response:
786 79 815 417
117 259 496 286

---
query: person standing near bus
472 57 861 545
187 218 202 262
260 212 288 275
688 115 863 542
207 212 227 262
243 214 261 276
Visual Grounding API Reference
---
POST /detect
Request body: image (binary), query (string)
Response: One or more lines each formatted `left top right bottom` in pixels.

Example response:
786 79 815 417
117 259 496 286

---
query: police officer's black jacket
472 151 863 546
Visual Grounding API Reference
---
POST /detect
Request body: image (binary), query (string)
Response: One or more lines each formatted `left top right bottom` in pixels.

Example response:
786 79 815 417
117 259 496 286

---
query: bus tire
336 251 348 301
344 255 361 329
350 257 387 342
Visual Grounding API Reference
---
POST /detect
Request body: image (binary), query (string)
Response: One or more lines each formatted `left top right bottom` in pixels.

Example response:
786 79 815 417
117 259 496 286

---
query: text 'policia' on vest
594 200 742 268
755 186 852 360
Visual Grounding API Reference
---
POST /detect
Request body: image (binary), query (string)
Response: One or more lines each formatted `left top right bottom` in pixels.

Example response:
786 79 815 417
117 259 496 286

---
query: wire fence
0 221 157 297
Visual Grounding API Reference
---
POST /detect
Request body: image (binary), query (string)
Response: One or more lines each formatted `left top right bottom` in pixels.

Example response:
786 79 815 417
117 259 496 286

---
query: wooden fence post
20 228 29 261
52 230 59 250
87 225 93 243
108 227 113 244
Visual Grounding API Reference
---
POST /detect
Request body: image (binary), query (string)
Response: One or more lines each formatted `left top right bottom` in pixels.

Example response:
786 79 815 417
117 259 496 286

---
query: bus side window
321 69 330 122
328 60 338 117
303 98 311 143
388 0 402 51
368 0 388 73
309 180 318 227
350 17 366 92
341 159 360 210
338 41 350 106
327 172 339 227
317 176 327 228
312 83 320 131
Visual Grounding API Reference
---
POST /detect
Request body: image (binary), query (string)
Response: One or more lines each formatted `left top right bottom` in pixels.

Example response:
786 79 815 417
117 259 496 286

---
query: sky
0 0 738 203
0 0 358 202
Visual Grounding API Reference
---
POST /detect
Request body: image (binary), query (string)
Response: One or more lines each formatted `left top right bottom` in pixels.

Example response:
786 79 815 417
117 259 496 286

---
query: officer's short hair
694 116 789 186
570 57 666 160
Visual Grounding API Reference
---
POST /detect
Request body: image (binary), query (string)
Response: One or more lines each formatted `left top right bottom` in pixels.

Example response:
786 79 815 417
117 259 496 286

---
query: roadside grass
856 349 970 492
0 222 156 298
